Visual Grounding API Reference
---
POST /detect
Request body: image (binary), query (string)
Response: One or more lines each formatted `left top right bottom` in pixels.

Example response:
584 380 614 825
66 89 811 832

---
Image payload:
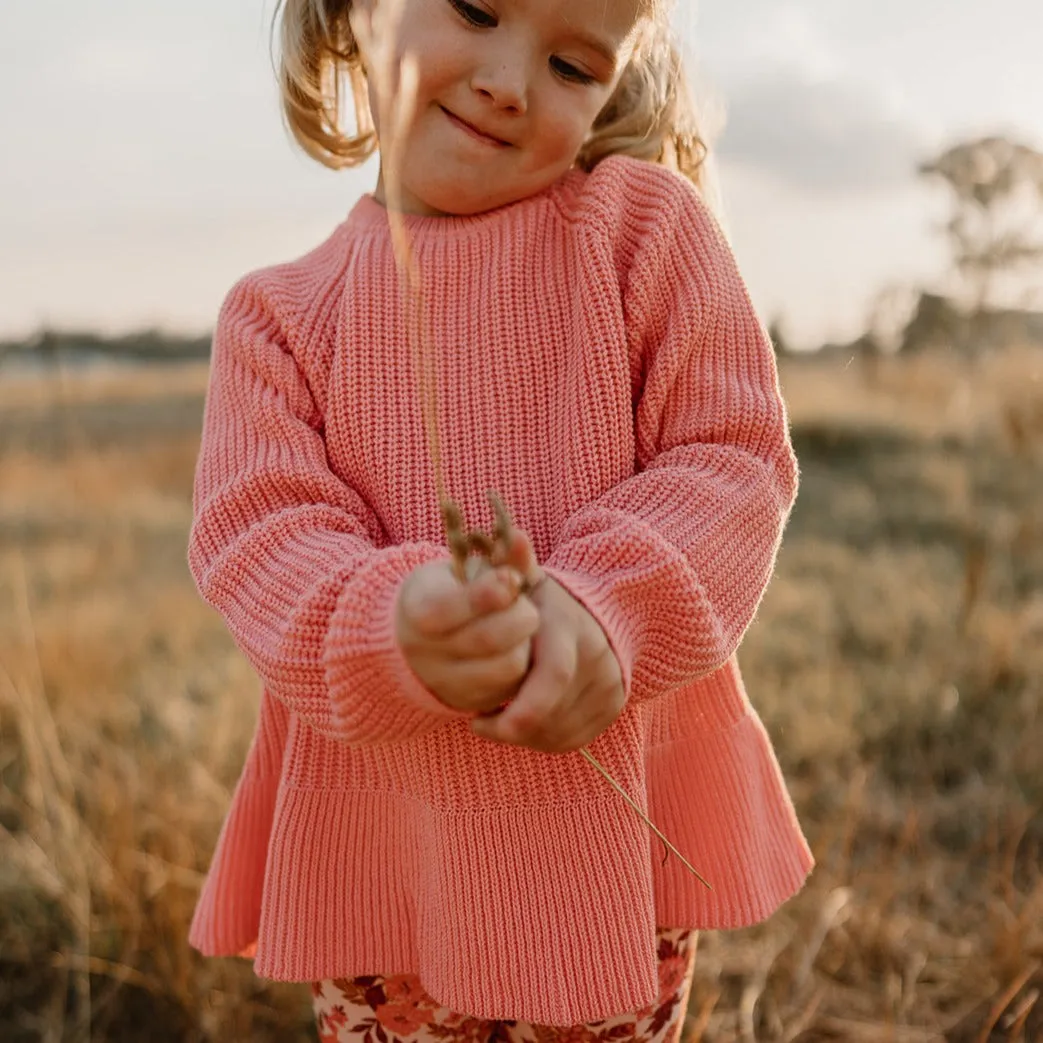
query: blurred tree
767 316 792 357
865 284 920 354
919 135 1043 316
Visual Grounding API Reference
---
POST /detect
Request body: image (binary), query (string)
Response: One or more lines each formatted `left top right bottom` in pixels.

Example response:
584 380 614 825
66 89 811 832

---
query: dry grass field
1 344 1041 1042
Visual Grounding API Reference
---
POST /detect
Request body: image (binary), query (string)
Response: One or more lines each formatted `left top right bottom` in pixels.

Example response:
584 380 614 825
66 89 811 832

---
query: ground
1 345 1040 1041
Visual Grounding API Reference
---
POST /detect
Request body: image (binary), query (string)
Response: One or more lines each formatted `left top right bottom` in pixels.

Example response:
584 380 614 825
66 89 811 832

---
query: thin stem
358 7 712 896
579 748 713 890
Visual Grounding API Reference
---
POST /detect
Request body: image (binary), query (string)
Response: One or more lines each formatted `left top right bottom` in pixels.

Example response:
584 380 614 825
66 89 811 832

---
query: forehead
524 0 646 48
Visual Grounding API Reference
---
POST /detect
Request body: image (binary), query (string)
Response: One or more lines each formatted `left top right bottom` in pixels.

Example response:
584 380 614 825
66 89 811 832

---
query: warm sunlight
2 0 1042 347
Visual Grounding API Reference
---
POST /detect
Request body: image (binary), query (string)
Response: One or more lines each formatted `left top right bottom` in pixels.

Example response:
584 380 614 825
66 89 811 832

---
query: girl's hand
470 577 626 754
395 532 541 715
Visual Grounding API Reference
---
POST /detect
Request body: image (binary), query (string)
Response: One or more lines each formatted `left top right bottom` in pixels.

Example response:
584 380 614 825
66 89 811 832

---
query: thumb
498 528 543 592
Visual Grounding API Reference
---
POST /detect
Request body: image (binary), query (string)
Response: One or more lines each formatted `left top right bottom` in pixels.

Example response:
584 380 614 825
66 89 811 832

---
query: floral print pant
313 928 697 1043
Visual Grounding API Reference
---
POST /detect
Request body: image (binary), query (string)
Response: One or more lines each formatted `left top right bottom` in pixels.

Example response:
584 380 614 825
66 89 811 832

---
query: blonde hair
273 0 708 190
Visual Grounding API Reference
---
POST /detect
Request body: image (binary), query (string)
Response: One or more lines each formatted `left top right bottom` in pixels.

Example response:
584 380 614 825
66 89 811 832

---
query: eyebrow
566 28 620 67
558 6 624 68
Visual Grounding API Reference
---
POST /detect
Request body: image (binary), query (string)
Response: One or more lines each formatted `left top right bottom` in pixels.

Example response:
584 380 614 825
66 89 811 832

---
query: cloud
690 2 843 83
714 65 930 194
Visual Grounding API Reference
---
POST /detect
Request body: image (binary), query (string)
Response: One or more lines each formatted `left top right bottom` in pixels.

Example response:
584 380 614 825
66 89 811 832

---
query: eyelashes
448 0 496 28
550 57 596 86
446 0 599 86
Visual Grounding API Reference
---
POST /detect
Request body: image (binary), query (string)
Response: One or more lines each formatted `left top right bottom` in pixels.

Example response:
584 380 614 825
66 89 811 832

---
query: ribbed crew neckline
345 173 579 240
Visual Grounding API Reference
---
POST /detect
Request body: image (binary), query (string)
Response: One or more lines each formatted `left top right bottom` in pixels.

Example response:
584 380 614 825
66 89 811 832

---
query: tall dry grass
1 344 1041 1041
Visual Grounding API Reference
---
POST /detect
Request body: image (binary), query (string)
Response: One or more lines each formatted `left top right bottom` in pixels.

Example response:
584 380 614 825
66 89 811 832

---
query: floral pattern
312 929 697 1043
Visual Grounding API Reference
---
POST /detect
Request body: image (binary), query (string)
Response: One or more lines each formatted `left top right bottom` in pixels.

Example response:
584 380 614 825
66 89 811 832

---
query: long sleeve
188 273 467 744
543 176 799 703
186 174 814 1006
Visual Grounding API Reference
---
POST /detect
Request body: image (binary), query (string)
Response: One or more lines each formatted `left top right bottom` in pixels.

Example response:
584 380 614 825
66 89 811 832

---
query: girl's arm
542 175 798 705
188 274 467 744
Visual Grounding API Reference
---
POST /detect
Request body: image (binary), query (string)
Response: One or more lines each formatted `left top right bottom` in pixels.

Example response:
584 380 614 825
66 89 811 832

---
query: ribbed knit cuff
327 546 474 740
541 565 635 699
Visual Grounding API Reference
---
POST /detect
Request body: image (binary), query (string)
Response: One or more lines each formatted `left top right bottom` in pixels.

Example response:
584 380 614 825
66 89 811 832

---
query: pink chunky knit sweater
187 155 813 1024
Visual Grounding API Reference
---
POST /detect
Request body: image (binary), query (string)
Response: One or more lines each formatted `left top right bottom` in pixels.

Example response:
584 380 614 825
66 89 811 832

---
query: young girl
187 0 814 1038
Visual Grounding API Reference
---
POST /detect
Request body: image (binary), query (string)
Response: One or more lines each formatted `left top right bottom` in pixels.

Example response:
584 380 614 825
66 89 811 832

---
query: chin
410 159 568 216
411 180 513 216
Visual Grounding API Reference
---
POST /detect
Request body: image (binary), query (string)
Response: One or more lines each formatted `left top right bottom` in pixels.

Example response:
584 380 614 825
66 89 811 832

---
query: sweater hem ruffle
189 697 812 1024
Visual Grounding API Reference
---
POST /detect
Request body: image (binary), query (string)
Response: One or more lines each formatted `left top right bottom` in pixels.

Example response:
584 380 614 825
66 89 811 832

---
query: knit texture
187 155 813 1024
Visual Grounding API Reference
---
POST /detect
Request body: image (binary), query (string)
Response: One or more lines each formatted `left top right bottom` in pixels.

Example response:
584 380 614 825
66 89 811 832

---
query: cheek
536 103 601 161
397 18 469 94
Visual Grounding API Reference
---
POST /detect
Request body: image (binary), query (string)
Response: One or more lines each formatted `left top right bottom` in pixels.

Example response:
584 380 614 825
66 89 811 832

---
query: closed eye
550 57 596 86
448 0 497 28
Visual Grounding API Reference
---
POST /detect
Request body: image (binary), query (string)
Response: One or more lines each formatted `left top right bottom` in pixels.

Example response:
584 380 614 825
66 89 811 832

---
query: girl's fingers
513 535 545 592
554 683 622 751
408 564 523 636
472 624 575 746
425 643 533 713
465 565 525 614
443 597 540 660
492 528 542 591
472 680 618 753
413 526 539 634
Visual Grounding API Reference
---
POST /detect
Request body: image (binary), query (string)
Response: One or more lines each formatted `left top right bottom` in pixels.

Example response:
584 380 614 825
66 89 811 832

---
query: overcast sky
1 0 1041 347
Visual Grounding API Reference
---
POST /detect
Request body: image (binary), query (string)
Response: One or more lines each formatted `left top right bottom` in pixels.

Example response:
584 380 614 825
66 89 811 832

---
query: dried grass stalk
353 2 710 890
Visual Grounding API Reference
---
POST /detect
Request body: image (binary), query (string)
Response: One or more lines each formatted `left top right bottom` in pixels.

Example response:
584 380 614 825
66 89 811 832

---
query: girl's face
353 0 645 216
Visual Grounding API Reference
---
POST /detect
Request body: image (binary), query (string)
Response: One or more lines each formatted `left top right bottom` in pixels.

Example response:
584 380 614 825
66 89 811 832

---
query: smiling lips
440 106 513 148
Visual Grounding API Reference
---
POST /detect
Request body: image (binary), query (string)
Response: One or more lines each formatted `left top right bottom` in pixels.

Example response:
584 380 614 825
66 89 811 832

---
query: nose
470 55 529 114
